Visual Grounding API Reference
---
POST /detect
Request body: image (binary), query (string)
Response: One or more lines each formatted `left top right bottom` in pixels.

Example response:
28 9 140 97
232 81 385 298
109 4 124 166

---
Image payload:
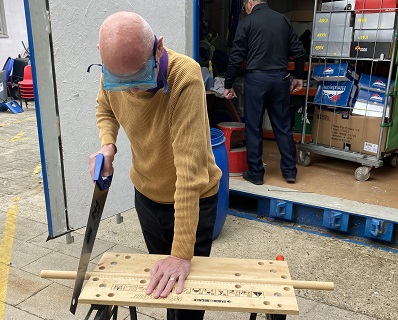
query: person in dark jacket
224 0 306 185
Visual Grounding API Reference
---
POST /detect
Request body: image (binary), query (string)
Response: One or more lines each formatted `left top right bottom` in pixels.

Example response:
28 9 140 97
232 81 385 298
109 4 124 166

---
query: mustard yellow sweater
95 48 221 260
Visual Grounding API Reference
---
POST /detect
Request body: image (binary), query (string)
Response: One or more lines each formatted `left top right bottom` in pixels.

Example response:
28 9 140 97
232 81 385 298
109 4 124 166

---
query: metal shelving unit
298 0 398 181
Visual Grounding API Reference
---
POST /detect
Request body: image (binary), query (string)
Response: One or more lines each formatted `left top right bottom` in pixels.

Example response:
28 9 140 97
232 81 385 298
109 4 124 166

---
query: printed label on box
364 142 378 154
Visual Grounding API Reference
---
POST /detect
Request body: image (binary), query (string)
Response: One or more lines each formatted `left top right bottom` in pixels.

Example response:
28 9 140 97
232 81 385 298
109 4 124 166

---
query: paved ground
0 103 397 320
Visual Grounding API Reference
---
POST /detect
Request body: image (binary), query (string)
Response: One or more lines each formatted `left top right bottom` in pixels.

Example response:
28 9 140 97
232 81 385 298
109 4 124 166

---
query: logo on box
373 79 386 88
354 45 367 52
369 93 384 103
323 87 345 102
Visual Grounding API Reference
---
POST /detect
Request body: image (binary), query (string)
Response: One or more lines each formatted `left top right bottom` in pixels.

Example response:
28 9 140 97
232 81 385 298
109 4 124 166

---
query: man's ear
156 36 164 58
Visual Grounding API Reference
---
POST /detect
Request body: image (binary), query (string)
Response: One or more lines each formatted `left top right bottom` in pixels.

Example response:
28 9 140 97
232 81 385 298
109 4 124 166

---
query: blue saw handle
93 153 113 191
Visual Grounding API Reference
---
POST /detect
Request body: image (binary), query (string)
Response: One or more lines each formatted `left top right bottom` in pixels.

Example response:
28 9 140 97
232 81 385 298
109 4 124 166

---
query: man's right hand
89 143 116 180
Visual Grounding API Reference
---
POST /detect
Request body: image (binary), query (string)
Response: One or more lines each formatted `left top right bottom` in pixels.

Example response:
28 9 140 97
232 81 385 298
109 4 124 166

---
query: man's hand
145 255 191 298
89 144 116 179
290 79 303 93
224 88 237 99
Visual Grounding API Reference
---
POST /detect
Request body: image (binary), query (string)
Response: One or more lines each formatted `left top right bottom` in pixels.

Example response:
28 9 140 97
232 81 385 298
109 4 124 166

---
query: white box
312 42 351 57
352 100 389 117
321 0 356 11
313 27 353 42
354 12 396 29
315 12 354 28
354 29 394 42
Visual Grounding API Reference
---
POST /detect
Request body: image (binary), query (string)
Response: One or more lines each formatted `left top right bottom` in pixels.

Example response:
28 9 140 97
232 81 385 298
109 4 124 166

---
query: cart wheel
354 166 371 181
297 151 311 167
389 155 398 168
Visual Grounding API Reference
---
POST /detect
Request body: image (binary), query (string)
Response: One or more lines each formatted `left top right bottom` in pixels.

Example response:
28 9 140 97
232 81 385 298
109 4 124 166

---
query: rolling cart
298 0 398 181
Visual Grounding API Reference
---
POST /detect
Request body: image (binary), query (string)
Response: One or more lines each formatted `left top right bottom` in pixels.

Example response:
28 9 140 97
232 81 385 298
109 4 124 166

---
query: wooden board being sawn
78 253 299 315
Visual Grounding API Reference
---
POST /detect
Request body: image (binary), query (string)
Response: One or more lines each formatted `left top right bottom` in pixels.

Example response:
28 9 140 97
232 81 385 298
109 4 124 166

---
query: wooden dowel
40 270 334 291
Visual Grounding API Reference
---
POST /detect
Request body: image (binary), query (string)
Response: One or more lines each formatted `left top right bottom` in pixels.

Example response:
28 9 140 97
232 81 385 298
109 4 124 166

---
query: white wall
44 0 192 231
0 0 28 66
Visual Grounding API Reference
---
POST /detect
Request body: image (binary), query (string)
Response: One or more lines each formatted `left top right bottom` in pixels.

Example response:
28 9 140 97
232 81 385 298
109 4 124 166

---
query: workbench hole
99 266 106 270
263 301 270 305
258 262 264 265
281 275 287 279
235 273 241 277
269 262 274 265
99 284 107 288
144 268 150 272
270 269 276 273
111 261 117 265
108 293 115 297
140 280 147 284
274 292 281 298
283 287 290 291
93 277 99 281
115 254 120 257
96 294 101 297
125 255 132 259
235 284 242 289
277 304 283 308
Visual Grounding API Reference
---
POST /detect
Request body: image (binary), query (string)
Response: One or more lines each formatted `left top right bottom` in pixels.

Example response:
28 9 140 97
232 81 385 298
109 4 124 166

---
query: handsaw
70 153 112 314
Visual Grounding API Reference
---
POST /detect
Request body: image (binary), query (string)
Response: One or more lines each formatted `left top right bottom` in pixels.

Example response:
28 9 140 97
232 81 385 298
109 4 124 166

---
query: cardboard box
356 88 391 105
354 29 394 42
313 27 353 42
355 0 398 13
354 12 396 29
312 107 387 154
314 12 354 28
313 63 359 81
350 42 393 58
358 73 395 92
312 42 351 57
321 0 356 11
314 81 357 107
352 100 390 117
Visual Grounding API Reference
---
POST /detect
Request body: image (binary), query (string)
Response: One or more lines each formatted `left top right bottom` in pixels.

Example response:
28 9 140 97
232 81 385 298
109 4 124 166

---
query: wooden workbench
78 253 300 315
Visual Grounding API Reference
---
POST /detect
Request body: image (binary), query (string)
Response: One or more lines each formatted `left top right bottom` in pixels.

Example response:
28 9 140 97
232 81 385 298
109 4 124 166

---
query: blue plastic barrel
210 127 229 240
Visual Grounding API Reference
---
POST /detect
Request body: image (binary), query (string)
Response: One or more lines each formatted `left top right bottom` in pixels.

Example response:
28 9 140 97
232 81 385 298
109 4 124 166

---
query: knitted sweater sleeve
95 77 120 146
169 59 214 260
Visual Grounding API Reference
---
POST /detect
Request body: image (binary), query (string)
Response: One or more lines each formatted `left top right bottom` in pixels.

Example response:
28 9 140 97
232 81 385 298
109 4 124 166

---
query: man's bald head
99 11 154 75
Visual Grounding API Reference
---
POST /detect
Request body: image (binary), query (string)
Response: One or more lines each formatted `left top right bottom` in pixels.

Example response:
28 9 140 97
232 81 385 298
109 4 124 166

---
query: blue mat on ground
0 101 24 114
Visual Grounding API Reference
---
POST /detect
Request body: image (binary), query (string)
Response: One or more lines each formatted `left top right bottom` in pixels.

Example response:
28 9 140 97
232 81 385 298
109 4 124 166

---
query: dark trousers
244 70 297 179
134 188 218 320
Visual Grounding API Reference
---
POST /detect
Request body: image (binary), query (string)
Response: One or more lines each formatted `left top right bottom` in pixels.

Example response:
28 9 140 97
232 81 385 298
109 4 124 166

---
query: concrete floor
0 103 397 320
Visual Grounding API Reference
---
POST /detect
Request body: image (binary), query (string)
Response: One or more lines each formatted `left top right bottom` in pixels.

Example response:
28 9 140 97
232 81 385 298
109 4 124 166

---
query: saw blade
70 154 112 314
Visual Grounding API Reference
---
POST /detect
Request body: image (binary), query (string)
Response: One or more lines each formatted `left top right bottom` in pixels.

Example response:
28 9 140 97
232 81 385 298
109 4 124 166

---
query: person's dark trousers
134 188 218 320
244 70 297 180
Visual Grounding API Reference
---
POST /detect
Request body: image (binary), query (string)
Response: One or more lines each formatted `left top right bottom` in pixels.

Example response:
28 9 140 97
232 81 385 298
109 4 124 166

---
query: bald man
89 12 221 320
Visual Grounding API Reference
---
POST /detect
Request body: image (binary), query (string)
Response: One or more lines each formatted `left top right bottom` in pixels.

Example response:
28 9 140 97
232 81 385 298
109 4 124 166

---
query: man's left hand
145 255 191 298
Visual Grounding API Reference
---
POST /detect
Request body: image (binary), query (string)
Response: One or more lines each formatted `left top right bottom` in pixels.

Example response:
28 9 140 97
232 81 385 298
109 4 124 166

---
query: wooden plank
78 253 300 314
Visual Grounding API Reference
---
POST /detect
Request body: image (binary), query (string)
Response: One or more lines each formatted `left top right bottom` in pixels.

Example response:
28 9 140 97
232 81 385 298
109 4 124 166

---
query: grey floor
0 103 397 320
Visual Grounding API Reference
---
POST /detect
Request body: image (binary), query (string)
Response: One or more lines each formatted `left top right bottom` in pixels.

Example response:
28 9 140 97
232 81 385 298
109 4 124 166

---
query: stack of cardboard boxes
352 73 395 117
312 7 355 57
312 63 359 110
311 66 389 155
308 0 396 155
312 0 397 59
351 0 397 58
